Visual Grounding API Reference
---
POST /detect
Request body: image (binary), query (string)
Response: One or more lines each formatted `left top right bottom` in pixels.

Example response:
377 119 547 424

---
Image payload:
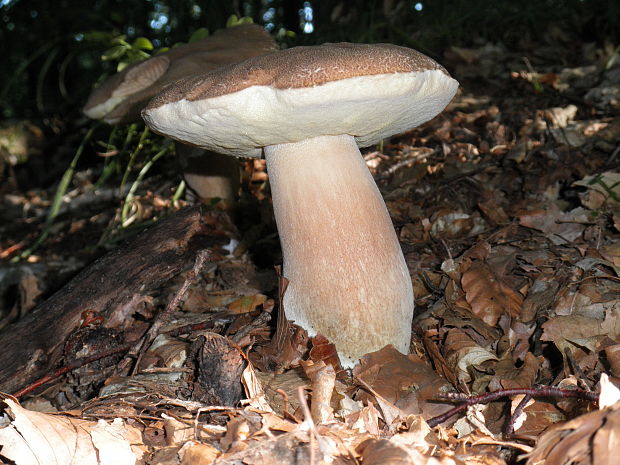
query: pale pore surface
143 69 458 158
264 135 414 367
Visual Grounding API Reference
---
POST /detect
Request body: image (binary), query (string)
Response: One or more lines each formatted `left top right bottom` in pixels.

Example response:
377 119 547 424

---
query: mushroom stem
264 134 414 367
176 143 240 211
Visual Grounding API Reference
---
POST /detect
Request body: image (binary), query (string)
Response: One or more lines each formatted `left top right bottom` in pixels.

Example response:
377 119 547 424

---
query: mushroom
84 24 276 124
142 43 458 367
83 24 276 207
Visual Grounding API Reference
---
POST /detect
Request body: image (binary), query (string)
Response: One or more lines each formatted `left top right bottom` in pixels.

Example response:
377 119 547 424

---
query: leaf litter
1 37 620 465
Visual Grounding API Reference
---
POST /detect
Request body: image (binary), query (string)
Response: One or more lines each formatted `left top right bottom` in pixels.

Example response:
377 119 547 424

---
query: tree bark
0 206 211 394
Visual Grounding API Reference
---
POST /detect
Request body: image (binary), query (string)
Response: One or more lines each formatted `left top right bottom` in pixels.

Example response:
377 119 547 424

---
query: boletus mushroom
83 24 276 207
142 43 459 367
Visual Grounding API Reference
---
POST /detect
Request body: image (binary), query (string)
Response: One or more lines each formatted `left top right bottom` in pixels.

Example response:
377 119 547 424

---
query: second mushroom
142 42 458 367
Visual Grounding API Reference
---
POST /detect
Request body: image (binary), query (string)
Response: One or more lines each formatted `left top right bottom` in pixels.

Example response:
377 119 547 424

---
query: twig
275 389 293 420
12 342 132 399
564 348 593 391
605 143 620 167
427 386 598 428
124 249 211 375
298 386 316 465
193 405 241 441
374 148 438 181
231 310 272 345
165 313 235 337
504 394 532 436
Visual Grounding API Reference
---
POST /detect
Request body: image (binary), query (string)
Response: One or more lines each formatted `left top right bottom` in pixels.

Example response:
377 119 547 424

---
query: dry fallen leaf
228 293 267 314
178 440 219 465
461 261 523 326
241 360 275 413
574 171 620 211
518 205 589 245
0 394 145 465
444 328 498 384
526 400 620 465
302 360 336 424
354 346 453 421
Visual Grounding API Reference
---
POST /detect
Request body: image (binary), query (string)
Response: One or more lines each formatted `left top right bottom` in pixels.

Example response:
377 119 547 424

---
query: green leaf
111 35 129 46
132 37 154 51
226 15 239 27
81 30 115 43
125 49 151 64
189 27 209 42
102 45 127 61
275 28 296 39
226 15 254 27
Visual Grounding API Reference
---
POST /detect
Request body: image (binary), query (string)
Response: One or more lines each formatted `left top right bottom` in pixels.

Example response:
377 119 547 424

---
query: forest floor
1 37 620 465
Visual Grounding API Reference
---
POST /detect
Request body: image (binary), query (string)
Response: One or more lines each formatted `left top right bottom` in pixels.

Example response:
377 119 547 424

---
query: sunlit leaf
132 36 153 51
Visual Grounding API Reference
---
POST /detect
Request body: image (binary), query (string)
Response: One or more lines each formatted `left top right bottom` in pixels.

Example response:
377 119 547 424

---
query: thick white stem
264 134 414 367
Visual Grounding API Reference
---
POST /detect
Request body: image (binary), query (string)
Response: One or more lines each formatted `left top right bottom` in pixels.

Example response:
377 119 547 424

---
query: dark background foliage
2 0 619 121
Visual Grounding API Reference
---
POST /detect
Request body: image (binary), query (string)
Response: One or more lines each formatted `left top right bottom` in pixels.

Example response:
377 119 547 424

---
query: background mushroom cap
143 42 459 158
83 24 277 124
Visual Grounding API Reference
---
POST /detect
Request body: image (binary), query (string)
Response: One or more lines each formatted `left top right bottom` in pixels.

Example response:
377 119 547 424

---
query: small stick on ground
427 386 598 428
122 249 212 375
504 394 532 436
298 386 316 465
12 342 132 399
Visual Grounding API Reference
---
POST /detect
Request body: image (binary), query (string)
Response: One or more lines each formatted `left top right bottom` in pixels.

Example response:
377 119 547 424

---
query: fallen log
0 206 212 394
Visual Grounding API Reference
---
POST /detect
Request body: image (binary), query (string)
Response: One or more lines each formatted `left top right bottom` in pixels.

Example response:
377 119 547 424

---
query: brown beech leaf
228 293 267 314
488 352 541 391
357 438 429 465
541 303 620 354
309 334 341 369
478 198 510 225
241 361 274 413
178 441 220 465
515 400 566 438
354 346 453 420
444 328 498 385
526 400 620 465
518 205 588 245
574 171 620 211
461 261 523 326
301 360 336 424
254 368 308 420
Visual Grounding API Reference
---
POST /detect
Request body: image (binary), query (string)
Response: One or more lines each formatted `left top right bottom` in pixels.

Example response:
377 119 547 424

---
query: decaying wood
0 206 210 394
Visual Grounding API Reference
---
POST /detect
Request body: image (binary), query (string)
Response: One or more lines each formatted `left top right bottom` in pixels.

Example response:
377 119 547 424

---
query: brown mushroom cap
142 42 459 366
83 24 277 124
143 42 458 157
